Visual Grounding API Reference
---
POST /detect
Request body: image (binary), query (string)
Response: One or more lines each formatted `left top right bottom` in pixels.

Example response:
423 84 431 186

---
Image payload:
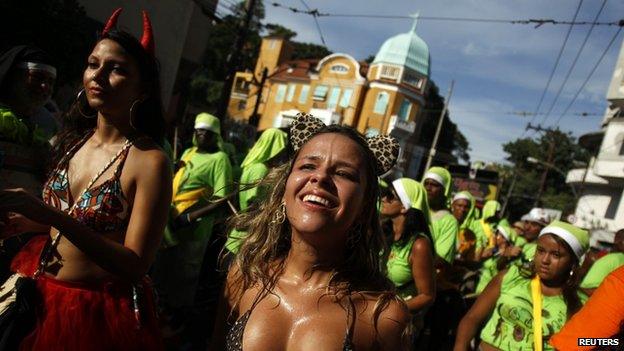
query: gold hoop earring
76 89 96 118
129 99 141 130
271 202 286 226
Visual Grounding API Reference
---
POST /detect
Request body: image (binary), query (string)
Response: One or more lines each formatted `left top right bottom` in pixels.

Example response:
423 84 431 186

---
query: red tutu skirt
11 235 164 351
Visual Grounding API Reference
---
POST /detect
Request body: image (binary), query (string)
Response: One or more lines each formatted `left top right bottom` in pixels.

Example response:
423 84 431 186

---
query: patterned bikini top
42 133 132 233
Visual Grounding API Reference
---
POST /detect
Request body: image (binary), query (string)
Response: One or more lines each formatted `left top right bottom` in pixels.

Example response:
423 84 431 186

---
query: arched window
373 92 389 115
398 99 412 121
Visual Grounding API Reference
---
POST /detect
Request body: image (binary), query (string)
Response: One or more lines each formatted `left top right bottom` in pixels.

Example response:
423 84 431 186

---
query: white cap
521 208 551 226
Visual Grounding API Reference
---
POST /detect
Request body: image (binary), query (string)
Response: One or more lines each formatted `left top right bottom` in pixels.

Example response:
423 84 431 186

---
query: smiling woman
209 113 408 351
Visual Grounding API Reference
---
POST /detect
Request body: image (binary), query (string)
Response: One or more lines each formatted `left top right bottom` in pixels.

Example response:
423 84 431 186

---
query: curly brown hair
229 124 400 331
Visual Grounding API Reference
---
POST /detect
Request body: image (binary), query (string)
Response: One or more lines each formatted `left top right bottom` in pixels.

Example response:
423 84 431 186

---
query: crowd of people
1 8 623 351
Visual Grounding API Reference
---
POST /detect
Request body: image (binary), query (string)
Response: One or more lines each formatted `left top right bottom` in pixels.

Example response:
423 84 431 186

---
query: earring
76 89 96 118
271 202 286 226
129 99 141 130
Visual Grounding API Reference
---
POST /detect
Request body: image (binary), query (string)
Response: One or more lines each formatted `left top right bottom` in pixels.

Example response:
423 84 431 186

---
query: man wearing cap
579 228 624 296
0 46 58 195
518 207 551 262
423 167 459 264
153 112 233 319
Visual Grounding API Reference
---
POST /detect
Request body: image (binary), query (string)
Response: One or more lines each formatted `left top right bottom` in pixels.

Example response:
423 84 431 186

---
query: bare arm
404 237 435 313
453 269 505 351
209 263 241 351
0 149 172 282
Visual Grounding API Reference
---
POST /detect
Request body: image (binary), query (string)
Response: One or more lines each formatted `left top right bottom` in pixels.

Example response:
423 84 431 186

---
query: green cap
423 166 452 199
194 113 221 134
240 128 287 168
539 220 589 259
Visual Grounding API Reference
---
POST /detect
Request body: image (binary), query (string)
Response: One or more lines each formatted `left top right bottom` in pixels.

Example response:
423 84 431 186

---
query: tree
417 83 471 164
0 0 93 87
497 129 590 221
264 23 297 40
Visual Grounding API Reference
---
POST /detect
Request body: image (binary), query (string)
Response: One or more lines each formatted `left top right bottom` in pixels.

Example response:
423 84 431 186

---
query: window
327 87 341 109
403 72 423 89
299 85 310 103
339 88 353 108
233 77 250 94
286 84 296 102
330 64 349 74
237 100 246 111
365 128 380 137
275 84 287 103
373 92 389 115
380 65 399 79
313 85 329 101
398 99 412 121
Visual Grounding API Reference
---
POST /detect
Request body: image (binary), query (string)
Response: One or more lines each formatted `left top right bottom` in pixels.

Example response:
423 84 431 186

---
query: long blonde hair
229 125 399 328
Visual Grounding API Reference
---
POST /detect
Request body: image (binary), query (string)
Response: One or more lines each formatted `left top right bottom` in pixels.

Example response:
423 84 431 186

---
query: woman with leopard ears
210 113 410 350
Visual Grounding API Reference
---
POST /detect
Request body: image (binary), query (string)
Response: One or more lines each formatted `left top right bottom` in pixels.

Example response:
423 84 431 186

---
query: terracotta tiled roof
269 58 370 82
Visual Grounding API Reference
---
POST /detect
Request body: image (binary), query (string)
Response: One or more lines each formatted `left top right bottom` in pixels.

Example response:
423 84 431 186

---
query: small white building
566 37 624 232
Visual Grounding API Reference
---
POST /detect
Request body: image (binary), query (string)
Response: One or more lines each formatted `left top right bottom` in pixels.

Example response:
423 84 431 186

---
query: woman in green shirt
382 178 436 336
455 221 589 351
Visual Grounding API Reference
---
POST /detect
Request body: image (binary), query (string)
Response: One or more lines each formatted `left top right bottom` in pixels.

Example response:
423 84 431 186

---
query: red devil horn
102 8 123 36
140 11 155 54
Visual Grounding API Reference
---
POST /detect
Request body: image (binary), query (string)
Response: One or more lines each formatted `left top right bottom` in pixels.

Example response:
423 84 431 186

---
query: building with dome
227 16 447 175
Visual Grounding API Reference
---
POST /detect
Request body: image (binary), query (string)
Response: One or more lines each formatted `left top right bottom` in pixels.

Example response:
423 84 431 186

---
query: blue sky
253 0 624 164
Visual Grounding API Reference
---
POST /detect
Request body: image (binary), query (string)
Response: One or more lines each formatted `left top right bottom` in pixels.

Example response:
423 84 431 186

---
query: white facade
567 38 624 232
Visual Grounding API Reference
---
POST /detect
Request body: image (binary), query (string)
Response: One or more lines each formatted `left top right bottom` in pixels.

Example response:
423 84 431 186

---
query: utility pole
215 0 257 121
249 67 268 127
424 80 454 172
526 123 557 207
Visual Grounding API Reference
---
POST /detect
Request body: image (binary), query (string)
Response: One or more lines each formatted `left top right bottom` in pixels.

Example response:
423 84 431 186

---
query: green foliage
291 42 332 60
418 83 471 164
0 0 93 86
264 23 297 40
497 129 589 221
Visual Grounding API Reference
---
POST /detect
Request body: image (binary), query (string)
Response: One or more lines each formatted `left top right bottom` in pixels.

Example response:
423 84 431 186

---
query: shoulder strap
531 275 543 351
34 138 134 277
344 295 356 348
113 144 132 178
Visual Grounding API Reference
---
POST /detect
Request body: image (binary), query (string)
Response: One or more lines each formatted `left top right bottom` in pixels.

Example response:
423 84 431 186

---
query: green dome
373 17 430 77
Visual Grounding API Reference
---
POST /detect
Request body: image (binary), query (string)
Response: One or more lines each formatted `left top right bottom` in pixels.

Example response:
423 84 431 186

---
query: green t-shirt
387 236 418 299
238 162 269 211
580 252 624 289
430 210 458 263
172 148 233 242
0 106 49 145
521 242 537 262
470 219 487 250
476 256 499 293
480 265 587 351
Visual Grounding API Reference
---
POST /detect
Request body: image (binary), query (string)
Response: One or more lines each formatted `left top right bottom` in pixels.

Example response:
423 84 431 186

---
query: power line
529 0 583 128
552 26 623 126
269 2 623 27
539 0 608 127
298 0 327 46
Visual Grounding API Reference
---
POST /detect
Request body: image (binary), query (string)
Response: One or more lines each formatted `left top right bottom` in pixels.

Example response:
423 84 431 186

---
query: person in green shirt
455 220 590 351
153 112 233 316
423 167 458 264
580 228 624 296
452 191 485 262
475 224 513 294
382 178 436 337
225 128 288 254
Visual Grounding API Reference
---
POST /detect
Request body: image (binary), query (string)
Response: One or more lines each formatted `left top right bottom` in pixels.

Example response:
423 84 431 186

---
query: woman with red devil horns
0 8 170 350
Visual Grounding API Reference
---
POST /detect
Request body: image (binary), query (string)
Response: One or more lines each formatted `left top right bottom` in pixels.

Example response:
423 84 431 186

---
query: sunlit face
83 39 144 116
451 199 471 222
380 187 404 218
534 234 575 281
525 221 544 241
423 178 443 204
284 133 368 243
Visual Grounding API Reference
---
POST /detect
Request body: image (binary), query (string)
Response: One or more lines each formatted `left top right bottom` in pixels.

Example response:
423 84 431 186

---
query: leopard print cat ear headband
289 112 400 175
